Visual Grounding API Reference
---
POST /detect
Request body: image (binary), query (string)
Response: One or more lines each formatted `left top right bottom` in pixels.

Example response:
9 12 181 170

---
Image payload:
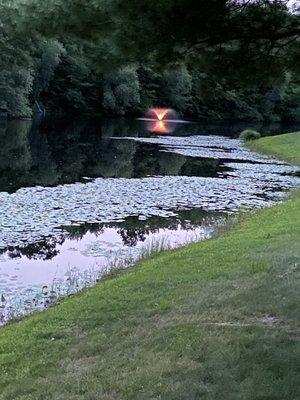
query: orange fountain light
147 108 177 121
151 108 169 120
144 108 178 134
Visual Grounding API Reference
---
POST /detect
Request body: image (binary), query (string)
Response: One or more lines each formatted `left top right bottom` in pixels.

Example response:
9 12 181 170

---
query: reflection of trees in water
115 216 183 247
1 116 295 193
0 118 58 192
116 209 219 246
28 117 59 187
101 118 140 139
47 119 138 179
0 118 143 192
158 151 186 176
132 144 161 177
0 120 32 191
86 138 136 178
0 120 32 169
47 119 97 182
181 157 221 177
65 223 104 241
1 208 221 260
67 209 219 247
0 116 229 193
133 144 188 178
132 143 223 178
0 236 64 260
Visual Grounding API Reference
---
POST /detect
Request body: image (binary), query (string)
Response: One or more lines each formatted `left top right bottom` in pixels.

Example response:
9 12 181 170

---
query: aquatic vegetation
0 133 299 324
1 188 299 398
0 173 298 253
0 224 216 324
117 134 279 162
0 135 298 252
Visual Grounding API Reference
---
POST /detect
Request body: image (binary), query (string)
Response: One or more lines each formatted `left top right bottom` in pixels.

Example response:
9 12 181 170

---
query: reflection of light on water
146 119 176 134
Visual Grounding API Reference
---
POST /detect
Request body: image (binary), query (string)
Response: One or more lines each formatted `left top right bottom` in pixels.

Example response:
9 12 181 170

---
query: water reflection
0 209 221 261
0 116 299 323
0 117 299 194
0 209 224 323
146 119 177 134
0 117 238 193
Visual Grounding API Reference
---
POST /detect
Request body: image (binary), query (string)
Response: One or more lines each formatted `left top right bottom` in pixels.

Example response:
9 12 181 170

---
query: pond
0 117 299 323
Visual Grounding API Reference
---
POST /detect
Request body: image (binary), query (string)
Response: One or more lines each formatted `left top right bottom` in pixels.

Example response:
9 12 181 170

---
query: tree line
0 0 299 121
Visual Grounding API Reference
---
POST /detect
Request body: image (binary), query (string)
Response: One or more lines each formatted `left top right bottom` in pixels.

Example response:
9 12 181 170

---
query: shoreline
247 131 300 166
0 132 299 399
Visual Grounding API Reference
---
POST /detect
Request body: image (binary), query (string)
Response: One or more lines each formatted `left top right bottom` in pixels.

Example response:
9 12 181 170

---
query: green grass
247 131 300 165
0 133 299 400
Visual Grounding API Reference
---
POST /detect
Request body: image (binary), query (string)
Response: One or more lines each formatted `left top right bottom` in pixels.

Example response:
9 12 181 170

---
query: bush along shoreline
0 132 299 399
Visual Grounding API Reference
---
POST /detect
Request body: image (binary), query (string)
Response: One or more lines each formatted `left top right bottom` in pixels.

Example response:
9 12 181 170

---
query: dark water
0 116 299 323
1 117 299 193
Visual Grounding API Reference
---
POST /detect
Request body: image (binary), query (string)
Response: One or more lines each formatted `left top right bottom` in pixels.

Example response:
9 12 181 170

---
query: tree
31 39 65 108
0 0 299 119
103 66 140 115
161 65 192 114
21 1 299 84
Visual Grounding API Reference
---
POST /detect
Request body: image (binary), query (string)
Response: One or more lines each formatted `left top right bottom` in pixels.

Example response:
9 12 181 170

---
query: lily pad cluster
0 135 299 252
0 134 299 324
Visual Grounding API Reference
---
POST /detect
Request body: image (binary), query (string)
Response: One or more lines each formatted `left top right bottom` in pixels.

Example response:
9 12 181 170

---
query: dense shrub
102 67 140 116
239 129 261 141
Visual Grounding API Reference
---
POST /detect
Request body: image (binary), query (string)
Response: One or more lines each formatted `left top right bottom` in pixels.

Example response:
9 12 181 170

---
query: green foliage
0 1 299 119
0 1 34 117
42 51 103 114
32 40 66 102
161 65 192 114
0 39 33 117
280 76 300 122
239 129 261 141
103 66 140 115
0 68 33 118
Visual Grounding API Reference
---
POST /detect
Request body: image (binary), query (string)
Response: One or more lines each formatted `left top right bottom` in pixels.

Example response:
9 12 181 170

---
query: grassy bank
247 131 300 165
0 134 299 400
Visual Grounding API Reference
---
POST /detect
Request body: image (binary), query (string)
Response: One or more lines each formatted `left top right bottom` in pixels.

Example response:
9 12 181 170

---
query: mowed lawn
0 133 299 400
248 131 300 166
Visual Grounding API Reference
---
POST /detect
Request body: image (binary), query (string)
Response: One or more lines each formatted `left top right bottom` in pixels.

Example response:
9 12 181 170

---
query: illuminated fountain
139 108 187 134
146 108 178 121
